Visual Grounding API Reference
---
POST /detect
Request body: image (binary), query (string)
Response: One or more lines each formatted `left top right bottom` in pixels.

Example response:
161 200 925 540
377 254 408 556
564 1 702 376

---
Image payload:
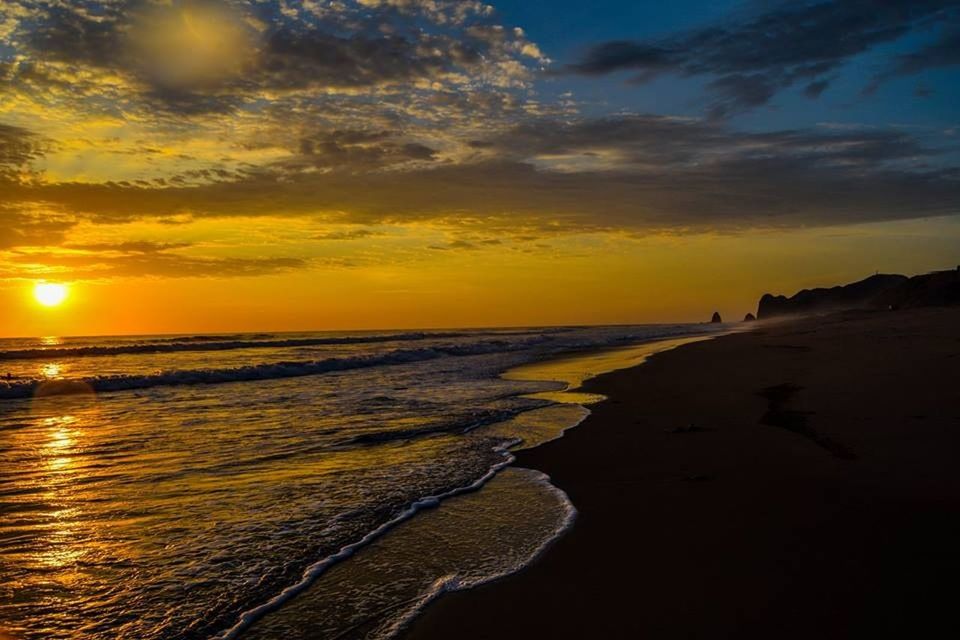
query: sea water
0 326 720 639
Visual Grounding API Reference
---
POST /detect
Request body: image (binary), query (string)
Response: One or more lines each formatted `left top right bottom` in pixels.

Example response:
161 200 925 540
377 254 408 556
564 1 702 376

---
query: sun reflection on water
42 415 78 472
33 406 113 590
39 362 65 379
37 508 85 574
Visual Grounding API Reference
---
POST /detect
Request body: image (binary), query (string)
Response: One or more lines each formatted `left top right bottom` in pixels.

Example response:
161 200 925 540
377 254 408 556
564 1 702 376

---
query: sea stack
744 313 756 322
711 311 722 323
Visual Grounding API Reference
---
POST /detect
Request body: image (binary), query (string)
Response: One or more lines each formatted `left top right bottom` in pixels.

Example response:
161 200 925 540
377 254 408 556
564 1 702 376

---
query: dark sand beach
405 307 960 639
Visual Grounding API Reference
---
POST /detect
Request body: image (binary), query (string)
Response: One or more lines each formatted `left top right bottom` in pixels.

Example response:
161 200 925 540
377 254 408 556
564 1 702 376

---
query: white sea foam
368 469 578 640
212 438 526 640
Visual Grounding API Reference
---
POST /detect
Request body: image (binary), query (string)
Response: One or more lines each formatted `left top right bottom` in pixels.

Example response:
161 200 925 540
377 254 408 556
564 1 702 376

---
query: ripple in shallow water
242 467 576 640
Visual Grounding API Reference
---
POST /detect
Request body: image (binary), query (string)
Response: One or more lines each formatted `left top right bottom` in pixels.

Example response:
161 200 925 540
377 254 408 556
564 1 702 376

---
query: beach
404 306 960 639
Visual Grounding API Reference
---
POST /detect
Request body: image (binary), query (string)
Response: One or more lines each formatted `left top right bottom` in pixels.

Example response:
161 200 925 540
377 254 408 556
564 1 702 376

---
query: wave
0 328 569 361
211 461 577 640
0 340 542 400
148 333 276 343
210 437 527 640
0 331 486 361
370 470 577 640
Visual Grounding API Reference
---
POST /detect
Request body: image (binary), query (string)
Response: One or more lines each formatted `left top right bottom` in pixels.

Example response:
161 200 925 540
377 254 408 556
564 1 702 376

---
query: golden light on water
43 414 78 472
39 363 64 380
33 283 69 308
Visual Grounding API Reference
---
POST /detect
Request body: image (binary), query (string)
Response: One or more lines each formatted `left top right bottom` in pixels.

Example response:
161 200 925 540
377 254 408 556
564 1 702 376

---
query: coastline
237 330 722 639
403 307 960 639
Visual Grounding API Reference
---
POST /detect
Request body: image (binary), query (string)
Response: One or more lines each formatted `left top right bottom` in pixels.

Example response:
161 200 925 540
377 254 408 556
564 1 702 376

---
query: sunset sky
1 0 958 336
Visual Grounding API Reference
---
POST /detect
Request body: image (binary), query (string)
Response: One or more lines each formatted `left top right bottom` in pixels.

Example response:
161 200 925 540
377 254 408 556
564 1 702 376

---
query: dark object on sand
711 311 722 323
757 267 960 319
668 423 708 434
743 313 756 322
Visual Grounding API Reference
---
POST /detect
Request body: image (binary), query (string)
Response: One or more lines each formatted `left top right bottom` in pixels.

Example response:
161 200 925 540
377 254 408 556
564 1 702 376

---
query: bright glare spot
40 363 64 379
34 283 69 307
132 1 253 89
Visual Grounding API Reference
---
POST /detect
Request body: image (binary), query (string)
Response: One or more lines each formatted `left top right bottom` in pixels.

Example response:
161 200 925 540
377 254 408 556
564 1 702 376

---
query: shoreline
231 329 719 638
402 307 960 639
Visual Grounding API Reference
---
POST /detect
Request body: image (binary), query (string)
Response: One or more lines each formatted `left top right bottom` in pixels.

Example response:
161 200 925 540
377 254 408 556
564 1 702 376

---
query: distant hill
757 268 960 319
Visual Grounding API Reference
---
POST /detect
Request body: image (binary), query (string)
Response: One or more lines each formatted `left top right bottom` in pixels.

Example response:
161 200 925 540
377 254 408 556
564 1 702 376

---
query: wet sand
404 307 960 639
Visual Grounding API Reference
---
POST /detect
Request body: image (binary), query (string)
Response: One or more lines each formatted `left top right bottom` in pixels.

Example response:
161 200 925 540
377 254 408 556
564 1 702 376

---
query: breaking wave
0 339 546 400
0 331 499 361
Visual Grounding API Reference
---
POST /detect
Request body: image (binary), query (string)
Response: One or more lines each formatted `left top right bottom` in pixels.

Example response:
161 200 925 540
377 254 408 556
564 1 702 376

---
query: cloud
64 241 194 254
0 124 48 179
428 237 505 250
0 205 76 250
0 122 73 251
1 115 956 236
476 114 938 172
865 24 960 93
258 29 474 91
312 228 381 241
292 130 437 171
0 1 958 285
8 248 308 279
4 0 540 117
566 0 960 116
0 0 547 193
429 239 478 251
27 2 123 69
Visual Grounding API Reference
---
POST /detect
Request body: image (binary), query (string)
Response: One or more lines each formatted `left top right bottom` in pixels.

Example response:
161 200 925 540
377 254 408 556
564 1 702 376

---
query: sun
34 282 69 307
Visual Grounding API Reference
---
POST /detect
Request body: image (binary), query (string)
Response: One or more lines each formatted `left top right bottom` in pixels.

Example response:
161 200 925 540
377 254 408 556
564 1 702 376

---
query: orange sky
1 1 958 337
3 216 958 338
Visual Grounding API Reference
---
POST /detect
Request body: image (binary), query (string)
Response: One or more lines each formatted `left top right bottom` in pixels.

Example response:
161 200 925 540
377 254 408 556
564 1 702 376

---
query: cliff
757 268 960 319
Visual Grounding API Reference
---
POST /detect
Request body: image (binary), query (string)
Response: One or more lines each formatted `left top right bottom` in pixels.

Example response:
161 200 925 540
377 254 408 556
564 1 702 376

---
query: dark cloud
293 130 437 171
429 237 504 251
804 79 831 99
109 254 309 278
312 228 380 241
0 206 76 250
0 124 70 249
0 124 48 179
478 115 934 170
27 2 124 69
567 0 960 115
139 88 246 116
1 115 956 234
865 25 960 93
566 41 672 77
890 26 960 73
8 249 307 278
65 241 194 253
7 0 536 116
429 239 478 251
259 30 469 91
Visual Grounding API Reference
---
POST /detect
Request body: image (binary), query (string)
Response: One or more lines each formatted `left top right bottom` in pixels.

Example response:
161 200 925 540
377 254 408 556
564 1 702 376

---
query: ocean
0 324 722 639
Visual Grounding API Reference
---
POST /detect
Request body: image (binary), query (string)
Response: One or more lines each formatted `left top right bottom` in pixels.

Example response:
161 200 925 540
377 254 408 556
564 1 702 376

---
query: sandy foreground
403 307 960 639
